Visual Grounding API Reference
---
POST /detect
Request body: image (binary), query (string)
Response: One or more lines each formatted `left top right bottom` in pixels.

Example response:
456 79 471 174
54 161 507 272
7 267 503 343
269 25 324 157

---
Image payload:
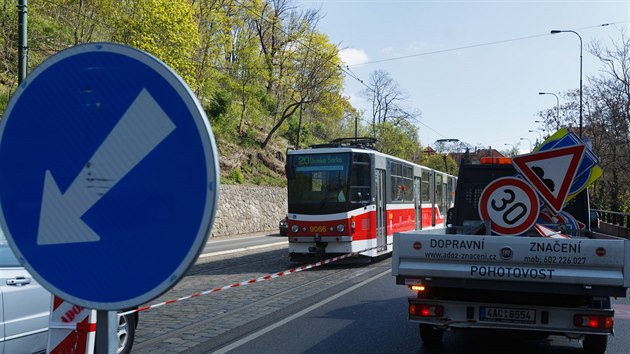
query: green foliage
0 89 10 118
247 163 285 187
224 167 245 185
283 116 310 147
375 121 422 162
111 0 200 87
0 0 441 187
258 90 277 116
423 154 458 175
207 89 232 121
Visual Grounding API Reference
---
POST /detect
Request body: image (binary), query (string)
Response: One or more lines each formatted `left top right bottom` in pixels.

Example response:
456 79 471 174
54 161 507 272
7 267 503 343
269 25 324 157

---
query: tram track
134 266 358 350
132 247 390 353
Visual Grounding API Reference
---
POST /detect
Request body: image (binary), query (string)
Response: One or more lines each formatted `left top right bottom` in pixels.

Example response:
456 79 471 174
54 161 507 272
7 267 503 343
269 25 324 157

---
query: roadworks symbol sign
512 145 585 214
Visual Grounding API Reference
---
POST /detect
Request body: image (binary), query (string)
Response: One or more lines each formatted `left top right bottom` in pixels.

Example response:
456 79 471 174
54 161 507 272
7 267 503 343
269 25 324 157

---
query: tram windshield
287 152 370 214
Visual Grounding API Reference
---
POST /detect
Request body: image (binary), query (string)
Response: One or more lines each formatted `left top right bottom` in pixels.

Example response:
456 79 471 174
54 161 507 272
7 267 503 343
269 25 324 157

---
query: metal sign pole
95 310 117 354
17 0 28 83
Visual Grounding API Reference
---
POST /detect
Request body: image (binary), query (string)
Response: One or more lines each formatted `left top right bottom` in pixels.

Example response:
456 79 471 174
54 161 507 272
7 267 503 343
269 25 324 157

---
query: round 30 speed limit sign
478 177 540 235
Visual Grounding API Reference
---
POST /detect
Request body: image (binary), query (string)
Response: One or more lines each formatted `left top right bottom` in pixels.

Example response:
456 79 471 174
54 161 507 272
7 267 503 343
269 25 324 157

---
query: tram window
288 153 351 206
391 162 402 176
403 165 412 178
390 162 413 202
392 176 402 201
421 170 430 203
312 172 324 191
448 176 456 207
435 174 444 213
350 153 371 203
403 166 413 201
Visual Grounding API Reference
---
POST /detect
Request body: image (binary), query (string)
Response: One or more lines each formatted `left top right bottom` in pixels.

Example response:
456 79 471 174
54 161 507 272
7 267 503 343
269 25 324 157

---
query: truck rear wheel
419 324 443 346
582 334 607 354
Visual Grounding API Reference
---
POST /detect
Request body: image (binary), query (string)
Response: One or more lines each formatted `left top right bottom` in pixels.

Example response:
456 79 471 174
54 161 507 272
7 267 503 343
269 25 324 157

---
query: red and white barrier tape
47 296 97 354
119 243 390 317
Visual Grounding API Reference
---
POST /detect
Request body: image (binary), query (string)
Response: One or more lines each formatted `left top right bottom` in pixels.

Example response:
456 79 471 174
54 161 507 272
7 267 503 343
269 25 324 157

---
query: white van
0 231 49 354
0 231 137 354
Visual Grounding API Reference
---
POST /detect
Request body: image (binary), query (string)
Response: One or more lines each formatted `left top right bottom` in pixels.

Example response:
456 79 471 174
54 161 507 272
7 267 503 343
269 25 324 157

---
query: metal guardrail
593 209 630 229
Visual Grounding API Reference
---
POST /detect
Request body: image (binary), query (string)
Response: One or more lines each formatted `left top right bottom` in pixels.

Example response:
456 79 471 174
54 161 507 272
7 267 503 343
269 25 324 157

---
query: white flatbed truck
392 159 629 354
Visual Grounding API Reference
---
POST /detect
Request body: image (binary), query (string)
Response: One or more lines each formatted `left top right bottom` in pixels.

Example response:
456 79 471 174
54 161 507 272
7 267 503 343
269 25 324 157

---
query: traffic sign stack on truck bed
392 136 629 354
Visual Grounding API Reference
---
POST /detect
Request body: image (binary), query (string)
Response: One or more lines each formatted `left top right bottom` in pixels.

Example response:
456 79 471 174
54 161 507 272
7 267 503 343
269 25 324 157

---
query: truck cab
446 158 592 237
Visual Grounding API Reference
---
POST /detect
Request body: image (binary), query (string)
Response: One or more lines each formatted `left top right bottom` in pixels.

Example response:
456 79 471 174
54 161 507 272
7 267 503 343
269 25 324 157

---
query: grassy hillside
217 135 288 187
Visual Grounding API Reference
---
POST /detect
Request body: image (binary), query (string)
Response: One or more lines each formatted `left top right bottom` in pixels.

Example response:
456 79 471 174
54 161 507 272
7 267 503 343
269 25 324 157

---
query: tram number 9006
309 225 327 233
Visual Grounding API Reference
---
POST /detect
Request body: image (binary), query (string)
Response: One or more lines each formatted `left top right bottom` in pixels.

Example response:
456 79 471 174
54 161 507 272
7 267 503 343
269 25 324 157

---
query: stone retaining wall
211 184 287 238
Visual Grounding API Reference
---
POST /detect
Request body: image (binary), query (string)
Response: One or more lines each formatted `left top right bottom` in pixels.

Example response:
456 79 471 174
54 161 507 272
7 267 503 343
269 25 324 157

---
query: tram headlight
336 224 345 233
291 225 299 233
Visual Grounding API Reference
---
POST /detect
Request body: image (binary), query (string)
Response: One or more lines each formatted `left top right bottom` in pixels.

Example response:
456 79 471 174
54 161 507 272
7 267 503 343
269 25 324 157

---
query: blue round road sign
0 43 219 310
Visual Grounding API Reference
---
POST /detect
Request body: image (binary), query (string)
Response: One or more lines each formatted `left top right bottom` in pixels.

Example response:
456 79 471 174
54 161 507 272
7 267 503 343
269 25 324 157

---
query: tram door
414 176 422 230
435 173 446 224
375 169 387 251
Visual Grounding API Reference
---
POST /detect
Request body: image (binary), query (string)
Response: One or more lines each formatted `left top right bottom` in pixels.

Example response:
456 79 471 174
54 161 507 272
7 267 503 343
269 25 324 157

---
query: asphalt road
224 270 630 354
131 234 630 354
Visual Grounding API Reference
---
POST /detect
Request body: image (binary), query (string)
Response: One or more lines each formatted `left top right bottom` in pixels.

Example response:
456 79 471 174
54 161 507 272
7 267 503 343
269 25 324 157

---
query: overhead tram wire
230 0 445 136
36 1 628 73
332 20 626 140
339 64 449 138
37 2 625 141
230 0 377 91
341 64 372 92
348 21 628 67
41 0 364 89
228 0 387 98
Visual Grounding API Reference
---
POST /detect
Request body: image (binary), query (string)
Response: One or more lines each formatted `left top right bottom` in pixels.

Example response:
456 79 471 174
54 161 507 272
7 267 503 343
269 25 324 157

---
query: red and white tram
285 138 457 260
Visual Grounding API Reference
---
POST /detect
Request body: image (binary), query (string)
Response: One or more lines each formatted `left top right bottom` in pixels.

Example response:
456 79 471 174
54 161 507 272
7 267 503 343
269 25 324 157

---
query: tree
0 0 19 93
51 0 114 45
586 30 630 211
532 29 630 212
254 0 317 94
376 120 422 162
258 23 344 148
111 0 200 87
502 145 519 157
0 0 115 108
536 93 570 134
423 153 458 175
361 69 419 137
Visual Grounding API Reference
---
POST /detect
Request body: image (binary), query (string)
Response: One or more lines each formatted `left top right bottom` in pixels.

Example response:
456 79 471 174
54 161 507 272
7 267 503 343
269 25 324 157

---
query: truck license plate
480 307 536 324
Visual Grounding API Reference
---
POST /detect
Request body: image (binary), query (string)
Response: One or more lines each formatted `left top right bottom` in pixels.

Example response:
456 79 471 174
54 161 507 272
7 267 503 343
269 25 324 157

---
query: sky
294 0 629 154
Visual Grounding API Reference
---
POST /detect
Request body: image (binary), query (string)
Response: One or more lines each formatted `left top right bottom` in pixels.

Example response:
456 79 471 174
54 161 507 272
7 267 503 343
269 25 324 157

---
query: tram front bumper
288 235 352 242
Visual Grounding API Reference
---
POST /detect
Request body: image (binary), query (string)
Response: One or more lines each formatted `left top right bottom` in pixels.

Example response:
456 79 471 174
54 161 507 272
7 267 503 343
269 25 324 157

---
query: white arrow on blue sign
0 43 219 310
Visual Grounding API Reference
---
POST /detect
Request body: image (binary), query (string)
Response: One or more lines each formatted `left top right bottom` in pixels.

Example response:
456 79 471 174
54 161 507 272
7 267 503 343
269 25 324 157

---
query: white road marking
211 268 391 354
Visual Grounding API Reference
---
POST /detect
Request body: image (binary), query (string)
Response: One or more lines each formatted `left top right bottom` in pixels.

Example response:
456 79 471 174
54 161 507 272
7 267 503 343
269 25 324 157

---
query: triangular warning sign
513 145 584 214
